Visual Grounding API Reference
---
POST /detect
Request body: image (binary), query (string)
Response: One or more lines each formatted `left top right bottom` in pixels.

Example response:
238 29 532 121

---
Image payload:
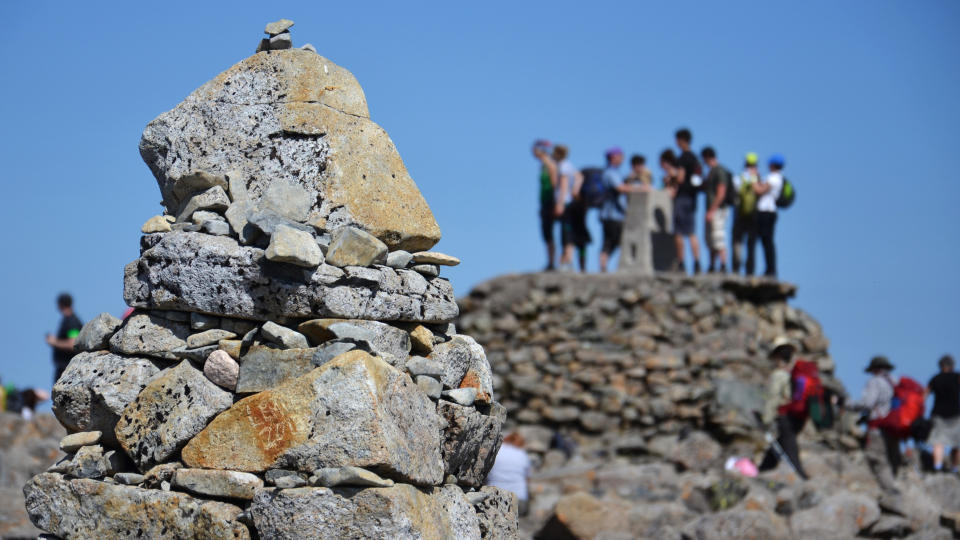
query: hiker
554 144 590 272
746 154 785 277
700 146 733 273
849 356 903 493
0 382 50 419
927 355 960 472
731 153 760 273
486 432 532 517
624 154 653 186
533 139 560 271
759 337 811 479
671 128 703 274
598 147 648 273
46 292 82 384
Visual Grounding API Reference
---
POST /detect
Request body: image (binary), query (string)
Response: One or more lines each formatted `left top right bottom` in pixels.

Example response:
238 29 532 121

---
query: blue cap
768 153 785 167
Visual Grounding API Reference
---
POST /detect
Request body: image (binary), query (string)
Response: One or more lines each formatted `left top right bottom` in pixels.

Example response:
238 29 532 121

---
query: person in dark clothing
759 337 809 479
672 128 702 274
927 355 960 471
46 293 82 384
532 140 559 270
746 154 785 277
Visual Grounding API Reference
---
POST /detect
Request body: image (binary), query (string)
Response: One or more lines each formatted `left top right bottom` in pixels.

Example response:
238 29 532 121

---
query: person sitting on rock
927 354 960 472
485 432 532 517
759 337 809 479
849 356 902 494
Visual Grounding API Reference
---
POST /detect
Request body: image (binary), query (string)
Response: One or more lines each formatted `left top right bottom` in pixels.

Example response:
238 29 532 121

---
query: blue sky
1 1 957 405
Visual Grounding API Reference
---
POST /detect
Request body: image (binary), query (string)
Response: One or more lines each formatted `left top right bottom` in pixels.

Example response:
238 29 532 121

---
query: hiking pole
753 411 804 478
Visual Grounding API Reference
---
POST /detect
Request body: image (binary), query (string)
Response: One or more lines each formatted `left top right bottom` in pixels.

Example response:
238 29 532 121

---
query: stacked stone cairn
24 20 517 540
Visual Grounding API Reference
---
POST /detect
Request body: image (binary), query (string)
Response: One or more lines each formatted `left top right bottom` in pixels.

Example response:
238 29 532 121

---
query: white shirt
558 160 577 204
757 171 783 213
485 443 531 500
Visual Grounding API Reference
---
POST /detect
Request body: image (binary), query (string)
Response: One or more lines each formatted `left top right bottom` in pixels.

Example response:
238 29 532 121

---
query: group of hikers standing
533 128 794 276
762 340 959 494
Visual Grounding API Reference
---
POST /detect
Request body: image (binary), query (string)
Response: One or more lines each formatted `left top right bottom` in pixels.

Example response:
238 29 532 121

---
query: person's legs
577 246 587 272
777 415 808 478
600 220 622 273
688 235 701 274
934 444 946 470
673 234 685 271
731 215 744 273
866 428 900 493
745 214 758 276
541 206 556 270
712 208 728 272
759 212 778 277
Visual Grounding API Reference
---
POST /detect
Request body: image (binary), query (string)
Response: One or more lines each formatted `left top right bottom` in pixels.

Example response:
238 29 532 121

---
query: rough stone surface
141 215 172 233
139 50 441 251
124 231 458 323
182 351 444 485
60 430 102 452
261 321 310 349
409 324 434 354
412 263 440 277
325 226 388 267
412 251 460 266
109 312 190 360
52 351 161 446
429 334 493 402
173 468 263 500
313 466 394 488
115 360 233 470
176 185 230 223
416 375 442 399
249 484 480 540
269 32 292 50
264 19 294 35
203 349 239 390
311 340 357 366
437 401 504 487
475 486 519 540
443 387 477 406
265 224 323 267
187 328 237 349
24 473 249 539
790 491 881 539
386 249 412 269
76 312 122 351
235 345 317 393
298 318 411 366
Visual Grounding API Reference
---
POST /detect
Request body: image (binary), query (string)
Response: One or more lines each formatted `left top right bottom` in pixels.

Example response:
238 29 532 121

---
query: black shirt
677 150 701 200
53 314 83 367
929 371 960 419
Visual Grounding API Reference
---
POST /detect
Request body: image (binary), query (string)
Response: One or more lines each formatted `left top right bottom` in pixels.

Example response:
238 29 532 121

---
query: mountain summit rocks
27 21 512 540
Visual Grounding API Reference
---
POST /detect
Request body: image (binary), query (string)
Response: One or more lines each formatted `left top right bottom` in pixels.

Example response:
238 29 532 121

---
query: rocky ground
0 413 64 539
458 272 960 539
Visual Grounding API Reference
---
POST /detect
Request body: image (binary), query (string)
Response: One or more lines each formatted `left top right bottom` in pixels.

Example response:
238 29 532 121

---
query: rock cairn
24 20 517 540
458 273 960 539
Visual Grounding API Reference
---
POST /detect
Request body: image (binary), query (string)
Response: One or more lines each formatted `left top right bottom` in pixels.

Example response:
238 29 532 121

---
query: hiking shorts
601 219 623 254
673 195 696 236
705 207 728 251
561 201 591 248
539 204 556 243
929 416 960 447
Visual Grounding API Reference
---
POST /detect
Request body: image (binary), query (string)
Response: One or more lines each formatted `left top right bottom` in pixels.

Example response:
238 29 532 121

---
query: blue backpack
580 167 606 208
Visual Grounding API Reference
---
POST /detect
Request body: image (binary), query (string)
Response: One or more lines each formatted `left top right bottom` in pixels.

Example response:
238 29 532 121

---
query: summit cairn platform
25 20 517 540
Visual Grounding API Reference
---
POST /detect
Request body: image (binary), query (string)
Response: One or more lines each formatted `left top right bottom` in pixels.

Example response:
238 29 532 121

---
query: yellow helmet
745 152 758 166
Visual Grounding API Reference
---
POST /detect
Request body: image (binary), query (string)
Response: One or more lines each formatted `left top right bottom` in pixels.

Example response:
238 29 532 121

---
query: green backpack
738 175 758 216
776 177 796 209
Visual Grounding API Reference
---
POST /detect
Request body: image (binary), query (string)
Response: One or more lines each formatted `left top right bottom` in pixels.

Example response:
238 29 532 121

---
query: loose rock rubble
25 21 514 540
457 273 960 539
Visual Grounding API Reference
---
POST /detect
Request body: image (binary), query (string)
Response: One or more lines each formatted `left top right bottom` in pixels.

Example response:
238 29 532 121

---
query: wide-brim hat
865 356 895 373
769 336 796 358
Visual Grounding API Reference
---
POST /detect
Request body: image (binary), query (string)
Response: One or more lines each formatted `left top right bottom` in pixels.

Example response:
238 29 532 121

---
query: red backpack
874 376 926 439
780 360 823 419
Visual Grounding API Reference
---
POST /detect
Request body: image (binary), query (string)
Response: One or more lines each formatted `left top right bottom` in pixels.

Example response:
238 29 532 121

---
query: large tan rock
139 49 441 251
182 350 443 485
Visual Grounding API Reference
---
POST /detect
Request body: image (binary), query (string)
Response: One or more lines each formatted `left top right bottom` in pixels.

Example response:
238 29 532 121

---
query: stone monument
617 190 676 274
24 20 517 540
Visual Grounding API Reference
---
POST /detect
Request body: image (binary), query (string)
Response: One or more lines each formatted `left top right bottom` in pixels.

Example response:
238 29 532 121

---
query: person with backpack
759 337 813 479
850 356 906 494
553 144 590 272
927 354 960 472
532 140 560 271
625 154 653 186
731 153 760 274
598 147 648 272
700 146 733 273
672 128 703 274
746 154 786 278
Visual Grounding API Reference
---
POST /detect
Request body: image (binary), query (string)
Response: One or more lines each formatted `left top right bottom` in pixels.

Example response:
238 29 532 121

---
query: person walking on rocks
927 355 960 472
731 153 760 274
746 154 785 277
599 147 648 272
759 337 810 479
850 356 902 493
671 128 703 274
554 144 590 272
45 293 82 384
533 139 560 271
700 146 732 273
486 432 532 517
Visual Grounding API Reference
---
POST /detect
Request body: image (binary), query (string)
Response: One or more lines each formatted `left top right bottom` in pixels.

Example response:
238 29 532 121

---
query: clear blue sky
1 1 957 405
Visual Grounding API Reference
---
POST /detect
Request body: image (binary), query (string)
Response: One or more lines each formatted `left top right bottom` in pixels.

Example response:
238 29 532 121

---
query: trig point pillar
617 190 676 274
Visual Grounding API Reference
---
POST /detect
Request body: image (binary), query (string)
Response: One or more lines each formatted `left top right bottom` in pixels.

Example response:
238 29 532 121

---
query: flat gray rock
298 318 411 367
325 226 387 267
261 321 310 349
249 485 480 540
386 250 412 269
52 351 162 447
415 375 442 399
311 340 357 367
173 469 263 500
266 224 323 267
235 345 317 393
411 263 439 277
115 360 233 470
264 19 294 35
312 466 394 488
405 355 444 378
168 170 228 211
60 431 102 453
437 401 504 487
186 329 236 349
76 312 122 351
269 32 292 50
202 219 231 236
176 185 230 223
109 312 190 360
24 473 249 539
124 232 458 323
443 387 477 406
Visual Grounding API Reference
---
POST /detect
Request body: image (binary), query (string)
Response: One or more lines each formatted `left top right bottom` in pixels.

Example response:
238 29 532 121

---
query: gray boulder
265 224 323 267
76 312 122 351
298 318 411 366
790 491 880 539
235 345 317 393
475 486 519 540
172 469 263 500
176 185 230 223
261 321 310 349
325 226 388 267
437 400 504 487
109 312 190 360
